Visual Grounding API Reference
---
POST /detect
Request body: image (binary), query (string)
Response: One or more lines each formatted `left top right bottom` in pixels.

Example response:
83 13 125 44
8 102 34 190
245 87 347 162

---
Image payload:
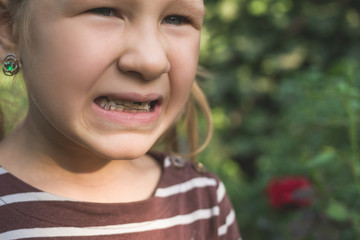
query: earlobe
0 0 17 58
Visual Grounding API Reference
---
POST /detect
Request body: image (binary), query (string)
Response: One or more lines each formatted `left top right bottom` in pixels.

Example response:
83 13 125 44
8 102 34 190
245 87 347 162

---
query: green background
197 0 360 239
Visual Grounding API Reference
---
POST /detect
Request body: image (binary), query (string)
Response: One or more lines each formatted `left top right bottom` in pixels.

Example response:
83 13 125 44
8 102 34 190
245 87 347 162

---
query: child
0 0 241 239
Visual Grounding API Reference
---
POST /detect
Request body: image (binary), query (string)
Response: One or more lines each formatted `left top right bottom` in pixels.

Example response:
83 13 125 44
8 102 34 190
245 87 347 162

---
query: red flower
266 176 314 209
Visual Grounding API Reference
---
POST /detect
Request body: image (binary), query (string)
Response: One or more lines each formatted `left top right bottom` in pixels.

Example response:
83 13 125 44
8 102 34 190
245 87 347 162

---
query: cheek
168 36 200 100
23 21 112 98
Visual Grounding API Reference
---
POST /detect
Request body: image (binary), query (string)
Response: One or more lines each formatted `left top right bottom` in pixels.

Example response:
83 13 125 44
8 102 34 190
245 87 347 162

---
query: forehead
30 0 205 12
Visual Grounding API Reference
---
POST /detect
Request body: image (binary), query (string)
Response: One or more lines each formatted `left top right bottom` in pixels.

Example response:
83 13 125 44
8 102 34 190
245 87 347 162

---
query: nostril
117 42 170 81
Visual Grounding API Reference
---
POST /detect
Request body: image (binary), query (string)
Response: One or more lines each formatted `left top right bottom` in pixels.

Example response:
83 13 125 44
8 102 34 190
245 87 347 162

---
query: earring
2 53 20 76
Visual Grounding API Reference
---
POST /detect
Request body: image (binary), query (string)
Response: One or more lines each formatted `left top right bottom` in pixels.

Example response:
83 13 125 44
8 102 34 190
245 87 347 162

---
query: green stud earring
2 53 20 76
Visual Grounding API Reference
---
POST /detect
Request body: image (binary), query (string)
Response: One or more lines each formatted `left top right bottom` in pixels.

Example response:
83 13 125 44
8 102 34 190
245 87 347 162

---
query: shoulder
150 153 241 239
151 152 222 185
150 152 225 206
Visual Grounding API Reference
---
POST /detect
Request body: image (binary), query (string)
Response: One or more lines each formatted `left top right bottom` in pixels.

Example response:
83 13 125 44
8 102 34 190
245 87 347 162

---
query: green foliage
198 0 360 239
0 74 28 135
326 200 349 222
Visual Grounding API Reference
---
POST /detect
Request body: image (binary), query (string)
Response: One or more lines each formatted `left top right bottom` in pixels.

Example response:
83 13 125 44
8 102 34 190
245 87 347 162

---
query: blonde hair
7 0 32 54
160 80 213 162
2 0 213 161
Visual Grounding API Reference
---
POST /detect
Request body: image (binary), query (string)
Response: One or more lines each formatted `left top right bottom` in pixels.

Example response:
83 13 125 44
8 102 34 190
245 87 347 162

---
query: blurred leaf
306 147 336 169
325 201 350 222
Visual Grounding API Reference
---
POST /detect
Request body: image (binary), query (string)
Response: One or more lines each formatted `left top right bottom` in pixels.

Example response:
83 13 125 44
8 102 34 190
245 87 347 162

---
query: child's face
20 0 204 160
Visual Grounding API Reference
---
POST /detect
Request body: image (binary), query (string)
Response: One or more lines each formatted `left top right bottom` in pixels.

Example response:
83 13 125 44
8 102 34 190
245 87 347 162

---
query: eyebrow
172 0 205 16
63 0 205 18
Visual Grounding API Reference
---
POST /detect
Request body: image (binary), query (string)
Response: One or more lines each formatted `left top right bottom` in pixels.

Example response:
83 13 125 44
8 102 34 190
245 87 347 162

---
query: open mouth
94 96 159 113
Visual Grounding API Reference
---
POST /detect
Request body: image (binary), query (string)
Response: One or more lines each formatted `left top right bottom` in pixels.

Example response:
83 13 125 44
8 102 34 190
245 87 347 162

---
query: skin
0 0 204 202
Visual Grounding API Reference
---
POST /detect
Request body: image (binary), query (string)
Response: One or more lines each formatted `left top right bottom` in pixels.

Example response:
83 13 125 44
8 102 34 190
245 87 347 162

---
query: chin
69 127 163 161
86 139 154 161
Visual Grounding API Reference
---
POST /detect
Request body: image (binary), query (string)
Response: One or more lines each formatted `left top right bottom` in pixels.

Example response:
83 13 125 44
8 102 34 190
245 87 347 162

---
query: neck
0 120 162 203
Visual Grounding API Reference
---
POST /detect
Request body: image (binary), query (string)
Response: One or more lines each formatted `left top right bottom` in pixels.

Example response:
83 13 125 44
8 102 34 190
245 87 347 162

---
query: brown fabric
0 153 241 240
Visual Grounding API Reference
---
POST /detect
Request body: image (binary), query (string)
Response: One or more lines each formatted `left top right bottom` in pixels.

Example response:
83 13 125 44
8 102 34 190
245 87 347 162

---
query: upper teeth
97 97 150 112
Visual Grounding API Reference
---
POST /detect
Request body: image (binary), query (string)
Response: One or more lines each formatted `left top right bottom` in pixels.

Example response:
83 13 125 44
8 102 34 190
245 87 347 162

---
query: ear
0 0 17 59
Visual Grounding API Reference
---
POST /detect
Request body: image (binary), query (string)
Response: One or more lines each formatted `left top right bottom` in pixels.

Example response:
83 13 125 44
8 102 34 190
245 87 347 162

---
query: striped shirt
0 153 241 240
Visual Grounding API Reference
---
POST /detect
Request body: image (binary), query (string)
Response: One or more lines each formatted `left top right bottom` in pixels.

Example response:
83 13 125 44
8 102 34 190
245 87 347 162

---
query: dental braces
107 104 149 112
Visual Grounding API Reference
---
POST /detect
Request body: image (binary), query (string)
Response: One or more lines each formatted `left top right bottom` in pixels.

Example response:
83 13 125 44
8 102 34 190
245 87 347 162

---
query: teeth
108 100 117 107
96 97 153 112
98 98 107 109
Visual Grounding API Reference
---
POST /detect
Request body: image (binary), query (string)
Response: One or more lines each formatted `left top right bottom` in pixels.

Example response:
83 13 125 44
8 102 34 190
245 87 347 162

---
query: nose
117 26 171 81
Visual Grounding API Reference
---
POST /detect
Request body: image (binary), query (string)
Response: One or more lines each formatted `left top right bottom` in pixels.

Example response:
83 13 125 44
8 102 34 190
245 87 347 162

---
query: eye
88 7 115 17
162 15 190 25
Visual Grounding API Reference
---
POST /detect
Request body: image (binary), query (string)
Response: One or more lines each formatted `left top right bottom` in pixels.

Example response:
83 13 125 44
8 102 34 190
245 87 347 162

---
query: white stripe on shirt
217 181 226 203
218 209 236 236
1 177 219 206
0 192 74 206
0 168 7 176
155 177 217 198
0 206 220 240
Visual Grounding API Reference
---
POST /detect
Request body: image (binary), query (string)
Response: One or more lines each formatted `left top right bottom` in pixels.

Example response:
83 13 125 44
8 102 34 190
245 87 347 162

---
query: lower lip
92 102 162 126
